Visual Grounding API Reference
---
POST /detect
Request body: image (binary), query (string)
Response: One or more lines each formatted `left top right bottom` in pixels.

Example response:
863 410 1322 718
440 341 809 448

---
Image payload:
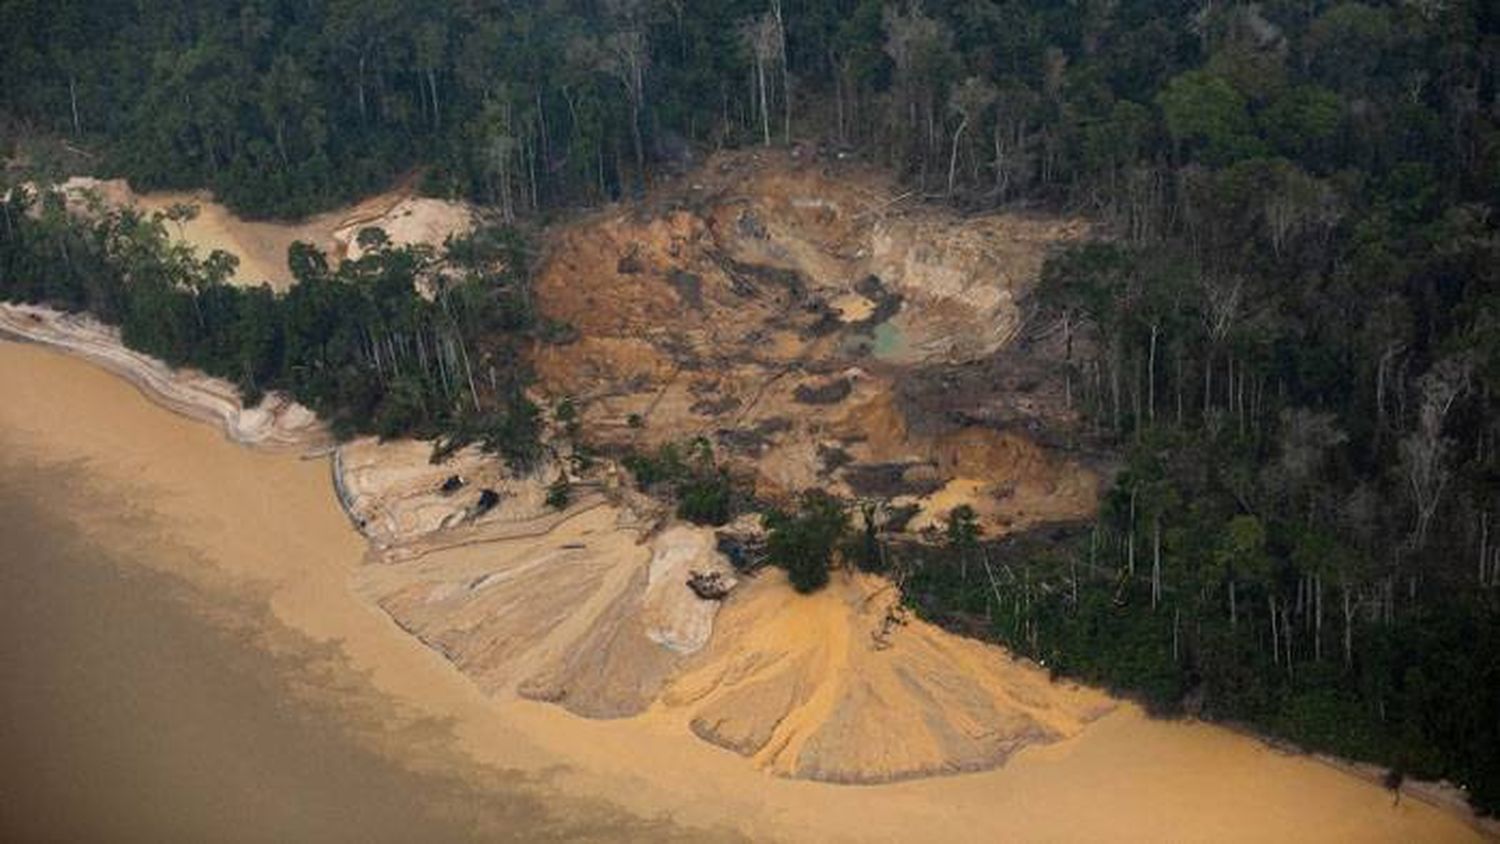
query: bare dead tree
603 28 649 187
1400 356 1470 551
1199 274 1243 419
769 0 790 144
946 76 995 197
1262 161 1336 258
739 13 781 147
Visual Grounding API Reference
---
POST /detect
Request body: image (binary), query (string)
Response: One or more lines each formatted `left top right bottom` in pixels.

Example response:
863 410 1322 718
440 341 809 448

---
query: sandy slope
669 569 1113 783
1 339 1488 842
356 507 1110 782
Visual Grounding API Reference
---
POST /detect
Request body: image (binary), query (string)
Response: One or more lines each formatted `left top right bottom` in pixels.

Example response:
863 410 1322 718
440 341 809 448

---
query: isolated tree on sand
767 490 850 593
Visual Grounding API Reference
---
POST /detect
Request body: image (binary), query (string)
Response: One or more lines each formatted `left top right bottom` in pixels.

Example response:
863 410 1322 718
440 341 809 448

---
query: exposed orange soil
531 149 1095 535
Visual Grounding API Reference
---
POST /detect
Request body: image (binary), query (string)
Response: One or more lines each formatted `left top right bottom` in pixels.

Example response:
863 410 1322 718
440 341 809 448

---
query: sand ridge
665 568 1113 783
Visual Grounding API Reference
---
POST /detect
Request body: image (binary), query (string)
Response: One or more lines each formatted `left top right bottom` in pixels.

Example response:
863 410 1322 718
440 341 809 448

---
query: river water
0 457 639 843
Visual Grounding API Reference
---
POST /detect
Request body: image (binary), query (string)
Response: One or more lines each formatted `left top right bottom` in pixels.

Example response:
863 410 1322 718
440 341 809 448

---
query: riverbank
1 337 1487 841
0 302 326 451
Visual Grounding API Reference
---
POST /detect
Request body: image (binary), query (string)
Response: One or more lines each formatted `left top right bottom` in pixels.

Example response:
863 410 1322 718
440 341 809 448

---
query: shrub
677 473 732 526
766 490 850 593
545 476 572 509
624 439 739 526
847 500 887 573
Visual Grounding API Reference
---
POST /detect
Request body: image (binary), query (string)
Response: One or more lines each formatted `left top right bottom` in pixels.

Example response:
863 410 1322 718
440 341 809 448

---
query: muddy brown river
0 458 677 843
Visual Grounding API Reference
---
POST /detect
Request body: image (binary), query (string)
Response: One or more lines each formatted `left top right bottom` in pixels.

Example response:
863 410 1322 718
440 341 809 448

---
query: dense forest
2 0 1498 816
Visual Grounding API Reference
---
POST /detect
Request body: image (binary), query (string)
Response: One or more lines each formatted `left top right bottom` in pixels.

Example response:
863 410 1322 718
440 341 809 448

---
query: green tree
1213 514 1269 630
767 490 850 594
1158 70 1263 165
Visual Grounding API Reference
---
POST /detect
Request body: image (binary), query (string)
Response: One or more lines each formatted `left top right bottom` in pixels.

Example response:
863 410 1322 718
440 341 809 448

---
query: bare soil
532 148 1098 536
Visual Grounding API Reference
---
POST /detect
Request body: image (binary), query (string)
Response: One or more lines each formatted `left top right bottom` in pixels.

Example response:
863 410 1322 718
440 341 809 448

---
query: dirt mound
669 569 1111 783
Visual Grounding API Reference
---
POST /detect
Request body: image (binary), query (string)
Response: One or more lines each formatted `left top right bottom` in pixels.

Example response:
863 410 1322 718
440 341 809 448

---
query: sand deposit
670 568 1113 783
40 176 474 290
351 487 1111 780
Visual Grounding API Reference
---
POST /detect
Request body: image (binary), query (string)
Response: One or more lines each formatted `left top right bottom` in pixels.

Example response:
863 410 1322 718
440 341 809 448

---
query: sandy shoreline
0 302 327 451
0 337 1489 842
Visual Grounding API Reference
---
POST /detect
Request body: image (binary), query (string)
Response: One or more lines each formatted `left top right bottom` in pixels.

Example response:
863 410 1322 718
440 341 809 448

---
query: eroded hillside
533 150 1098 535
